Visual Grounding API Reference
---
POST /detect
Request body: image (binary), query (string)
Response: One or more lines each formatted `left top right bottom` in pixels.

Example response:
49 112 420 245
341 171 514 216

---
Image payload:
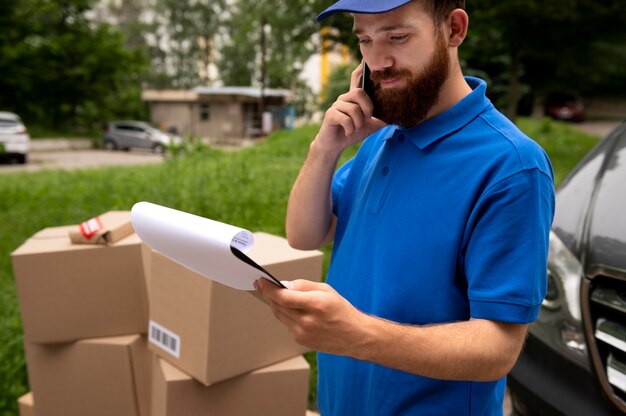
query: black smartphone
361 62 379 118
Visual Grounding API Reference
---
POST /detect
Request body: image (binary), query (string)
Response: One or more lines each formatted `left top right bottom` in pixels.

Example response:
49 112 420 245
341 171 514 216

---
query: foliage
319 64 352 111
217 0 326 89
0 0 148 132
463 0 626 117
150 0 226 88
518 118 600 186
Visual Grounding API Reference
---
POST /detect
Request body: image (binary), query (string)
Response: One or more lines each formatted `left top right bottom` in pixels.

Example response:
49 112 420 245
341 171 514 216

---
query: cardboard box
18 392 35 416
148 232 323 385
69 211 134 245
31 225 77 240
24 335 151 416
151 355 309 416
12 232 149 343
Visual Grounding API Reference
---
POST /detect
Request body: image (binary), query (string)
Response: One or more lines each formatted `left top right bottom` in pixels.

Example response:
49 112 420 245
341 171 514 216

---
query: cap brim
316 0 413 22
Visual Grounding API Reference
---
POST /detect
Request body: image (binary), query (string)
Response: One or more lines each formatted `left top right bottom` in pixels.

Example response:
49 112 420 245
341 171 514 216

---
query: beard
370 34 450 128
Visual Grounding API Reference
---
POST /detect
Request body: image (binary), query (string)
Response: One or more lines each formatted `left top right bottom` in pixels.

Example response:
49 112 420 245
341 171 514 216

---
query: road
0 145 164 174
573 120 623 137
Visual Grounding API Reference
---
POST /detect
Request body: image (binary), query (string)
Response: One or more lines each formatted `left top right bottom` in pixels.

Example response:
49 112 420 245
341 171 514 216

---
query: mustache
369 68 413 85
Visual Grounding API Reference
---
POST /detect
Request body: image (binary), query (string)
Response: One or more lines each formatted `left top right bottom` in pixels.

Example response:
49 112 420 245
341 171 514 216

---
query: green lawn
0 119 600 414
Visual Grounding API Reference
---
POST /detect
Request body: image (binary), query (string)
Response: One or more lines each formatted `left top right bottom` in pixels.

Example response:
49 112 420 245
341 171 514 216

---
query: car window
586 127 626 267
117 124 144 132
553 132 618 250
0 118 19 126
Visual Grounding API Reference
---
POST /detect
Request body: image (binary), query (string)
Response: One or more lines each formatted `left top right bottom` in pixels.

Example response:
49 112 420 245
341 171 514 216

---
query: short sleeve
331 158 355 215
463 168 555 323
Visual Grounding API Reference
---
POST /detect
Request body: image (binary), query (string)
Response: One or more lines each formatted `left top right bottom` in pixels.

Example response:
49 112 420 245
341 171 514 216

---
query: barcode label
149 321 181 358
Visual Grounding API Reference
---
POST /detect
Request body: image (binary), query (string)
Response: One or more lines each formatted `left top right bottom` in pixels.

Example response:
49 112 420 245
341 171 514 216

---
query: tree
319 64 352 110
464 0 626 119
0 0 147 131
218 0 326 89
149 0 226 88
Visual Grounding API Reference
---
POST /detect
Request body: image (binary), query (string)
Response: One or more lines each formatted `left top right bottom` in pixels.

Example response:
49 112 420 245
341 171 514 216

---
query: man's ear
447 9 468 47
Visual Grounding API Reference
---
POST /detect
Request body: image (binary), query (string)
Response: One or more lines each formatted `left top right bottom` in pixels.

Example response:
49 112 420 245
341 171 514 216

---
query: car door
121 125 149 149
132 125 154 149
114 124 140 149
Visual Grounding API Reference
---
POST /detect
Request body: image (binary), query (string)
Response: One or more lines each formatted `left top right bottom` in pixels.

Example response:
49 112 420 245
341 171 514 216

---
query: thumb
281 279 333 293
367 117 388 132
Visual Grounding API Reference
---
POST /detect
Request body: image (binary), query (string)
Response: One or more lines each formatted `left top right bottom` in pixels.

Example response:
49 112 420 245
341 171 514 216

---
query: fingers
327 91 374 136
255 278 335 313
349 61 364 90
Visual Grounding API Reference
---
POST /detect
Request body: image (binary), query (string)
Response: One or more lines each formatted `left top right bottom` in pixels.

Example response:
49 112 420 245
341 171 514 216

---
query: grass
27 125 102 139
0 118 600 414
517 117 600 185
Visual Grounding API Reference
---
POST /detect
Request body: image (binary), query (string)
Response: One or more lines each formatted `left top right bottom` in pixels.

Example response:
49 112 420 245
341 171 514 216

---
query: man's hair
423 0 465 25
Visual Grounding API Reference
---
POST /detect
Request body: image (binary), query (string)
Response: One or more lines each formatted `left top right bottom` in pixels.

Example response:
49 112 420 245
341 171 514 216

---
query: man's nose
364 45 393 72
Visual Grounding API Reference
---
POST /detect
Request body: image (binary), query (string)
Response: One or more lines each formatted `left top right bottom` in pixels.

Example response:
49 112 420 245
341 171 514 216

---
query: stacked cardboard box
11 212 323 415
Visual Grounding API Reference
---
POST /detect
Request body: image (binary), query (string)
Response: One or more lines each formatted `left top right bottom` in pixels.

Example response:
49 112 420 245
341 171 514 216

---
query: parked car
508 121 626 415
102 121 182 154
544 92 586 122
0 111 30 164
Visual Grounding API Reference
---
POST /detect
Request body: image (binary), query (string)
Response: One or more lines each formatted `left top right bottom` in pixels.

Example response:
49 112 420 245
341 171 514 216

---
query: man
254 0 555 414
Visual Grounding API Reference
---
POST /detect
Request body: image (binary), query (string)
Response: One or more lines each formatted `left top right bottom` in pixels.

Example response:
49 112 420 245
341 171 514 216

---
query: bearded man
255 1 555 414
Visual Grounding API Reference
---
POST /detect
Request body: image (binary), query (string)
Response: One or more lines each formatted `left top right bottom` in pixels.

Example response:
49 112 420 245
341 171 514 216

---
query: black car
508 121 626 415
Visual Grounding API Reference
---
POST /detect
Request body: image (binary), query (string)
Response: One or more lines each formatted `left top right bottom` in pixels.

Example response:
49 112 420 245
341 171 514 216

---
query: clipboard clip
230 246 287 289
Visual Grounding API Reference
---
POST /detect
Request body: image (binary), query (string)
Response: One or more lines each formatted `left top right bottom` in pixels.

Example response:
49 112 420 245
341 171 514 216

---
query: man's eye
390 35 408 41
358 38 371 45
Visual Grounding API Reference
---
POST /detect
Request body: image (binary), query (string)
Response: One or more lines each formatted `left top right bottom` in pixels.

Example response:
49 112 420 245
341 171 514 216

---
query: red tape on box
79 217 104 240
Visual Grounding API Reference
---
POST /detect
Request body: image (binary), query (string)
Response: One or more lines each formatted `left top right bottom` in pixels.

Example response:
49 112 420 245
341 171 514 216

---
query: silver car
102 121 182 154
0 111 30 164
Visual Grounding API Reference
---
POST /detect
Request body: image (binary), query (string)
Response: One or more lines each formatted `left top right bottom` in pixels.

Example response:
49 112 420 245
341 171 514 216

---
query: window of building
200 103 210 121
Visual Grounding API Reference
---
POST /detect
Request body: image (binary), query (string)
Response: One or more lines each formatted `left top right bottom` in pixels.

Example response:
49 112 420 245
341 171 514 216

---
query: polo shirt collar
383 77 492 149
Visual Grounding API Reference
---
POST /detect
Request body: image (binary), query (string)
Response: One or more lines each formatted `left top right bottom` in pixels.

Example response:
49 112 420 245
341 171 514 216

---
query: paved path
0 149 163 173
572 120 623 138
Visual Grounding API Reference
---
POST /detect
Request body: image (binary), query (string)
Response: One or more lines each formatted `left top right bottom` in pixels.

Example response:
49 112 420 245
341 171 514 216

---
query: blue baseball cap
317 0 413 22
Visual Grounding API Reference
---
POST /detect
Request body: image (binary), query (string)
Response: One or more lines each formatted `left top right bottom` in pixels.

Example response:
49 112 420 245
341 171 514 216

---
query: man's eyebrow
352 24 414 35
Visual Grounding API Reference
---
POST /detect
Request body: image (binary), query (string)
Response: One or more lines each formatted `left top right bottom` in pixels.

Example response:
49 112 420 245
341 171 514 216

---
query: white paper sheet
131 201 282 290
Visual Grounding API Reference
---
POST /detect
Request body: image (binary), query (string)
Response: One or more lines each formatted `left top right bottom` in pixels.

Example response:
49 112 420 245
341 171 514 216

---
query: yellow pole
320 26 331 103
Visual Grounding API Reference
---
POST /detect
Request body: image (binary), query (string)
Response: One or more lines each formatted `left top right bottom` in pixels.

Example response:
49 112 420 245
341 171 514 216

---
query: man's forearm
286 139 343 250
354 314 528 382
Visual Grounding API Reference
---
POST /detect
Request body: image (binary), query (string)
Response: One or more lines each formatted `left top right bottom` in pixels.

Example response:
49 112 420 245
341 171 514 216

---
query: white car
0 111 30 164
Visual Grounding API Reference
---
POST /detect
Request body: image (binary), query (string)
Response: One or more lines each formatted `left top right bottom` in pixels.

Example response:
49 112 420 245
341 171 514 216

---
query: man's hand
314 62 387 156
255 277 528 382
253 278 372 356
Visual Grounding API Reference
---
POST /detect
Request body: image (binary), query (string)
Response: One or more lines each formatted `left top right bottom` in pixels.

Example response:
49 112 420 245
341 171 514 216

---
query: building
142 87 292 143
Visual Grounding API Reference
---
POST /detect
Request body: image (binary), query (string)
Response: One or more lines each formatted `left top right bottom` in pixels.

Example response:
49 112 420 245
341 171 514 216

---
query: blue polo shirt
318 77 555 415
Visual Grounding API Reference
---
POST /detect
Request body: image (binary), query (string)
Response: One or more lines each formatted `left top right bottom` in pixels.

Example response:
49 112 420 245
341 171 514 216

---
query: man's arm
255 278 528 382
285 142 340 250
286 62 386 250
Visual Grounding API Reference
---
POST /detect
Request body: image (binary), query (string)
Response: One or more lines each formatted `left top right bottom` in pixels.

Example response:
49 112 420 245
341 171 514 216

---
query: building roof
142 89 198 102
142 86 291 102
192 86 291 99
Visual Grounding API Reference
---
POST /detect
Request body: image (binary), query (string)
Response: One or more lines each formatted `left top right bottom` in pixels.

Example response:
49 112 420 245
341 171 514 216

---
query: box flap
69 211 134 245
158 356 193 382
254 355 310 374
248 232 322 266
32 225 77 239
